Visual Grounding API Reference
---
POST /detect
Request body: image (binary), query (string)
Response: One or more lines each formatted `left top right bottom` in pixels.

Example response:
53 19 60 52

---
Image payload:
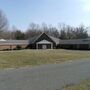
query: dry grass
0 49 90 68
62 79 90 90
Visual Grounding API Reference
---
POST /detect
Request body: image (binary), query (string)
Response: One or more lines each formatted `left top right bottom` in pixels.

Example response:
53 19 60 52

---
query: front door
42 45 47 49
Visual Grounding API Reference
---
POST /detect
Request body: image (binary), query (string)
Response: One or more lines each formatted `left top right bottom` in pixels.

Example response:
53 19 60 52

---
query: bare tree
0 10 8 38
58 23 88 39
10 26 26 40
0 10 8 32
25 23 42 38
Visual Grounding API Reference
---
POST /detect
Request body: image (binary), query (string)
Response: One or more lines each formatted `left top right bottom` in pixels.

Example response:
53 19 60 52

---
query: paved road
0 59 90 90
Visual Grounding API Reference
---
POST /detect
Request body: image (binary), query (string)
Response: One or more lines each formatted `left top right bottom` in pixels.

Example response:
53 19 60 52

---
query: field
0 49 90 69
62 79 90 90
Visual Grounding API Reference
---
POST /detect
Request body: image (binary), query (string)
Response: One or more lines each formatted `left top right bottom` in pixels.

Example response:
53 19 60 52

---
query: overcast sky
0 0 90 31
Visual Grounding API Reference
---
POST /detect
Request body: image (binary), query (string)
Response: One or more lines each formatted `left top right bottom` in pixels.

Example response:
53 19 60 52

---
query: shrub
16 45 22 50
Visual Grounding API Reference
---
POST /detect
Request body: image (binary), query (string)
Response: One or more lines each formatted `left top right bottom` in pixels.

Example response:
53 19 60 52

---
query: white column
51 43 53 49
36 43 38 49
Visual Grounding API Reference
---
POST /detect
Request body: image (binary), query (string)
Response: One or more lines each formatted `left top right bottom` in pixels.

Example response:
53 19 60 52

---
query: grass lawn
0 49 90 68
62 79 90 90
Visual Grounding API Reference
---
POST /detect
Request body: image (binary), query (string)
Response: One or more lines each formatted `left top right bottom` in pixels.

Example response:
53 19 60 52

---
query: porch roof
37 40 52 44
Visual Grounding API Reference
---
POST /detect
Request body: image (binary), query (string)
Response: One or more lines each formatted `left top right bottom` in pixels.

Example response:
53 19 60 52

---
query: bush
2 49 11 51
16 45 22 50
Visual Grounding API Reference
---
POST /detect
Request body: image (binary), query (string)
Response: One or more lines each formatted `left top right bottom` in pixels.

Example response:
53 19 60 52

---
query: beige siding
0 44 28 50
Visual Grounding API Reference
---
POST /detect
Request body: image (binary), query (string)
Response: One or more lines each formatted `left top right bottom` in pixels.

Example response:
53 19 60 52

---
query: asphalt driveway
0 59 90 90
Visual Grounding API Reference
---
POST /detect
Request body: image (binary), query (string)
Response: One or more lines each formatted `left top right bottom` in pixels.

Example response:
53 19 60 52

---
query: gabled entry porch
36 40 53 49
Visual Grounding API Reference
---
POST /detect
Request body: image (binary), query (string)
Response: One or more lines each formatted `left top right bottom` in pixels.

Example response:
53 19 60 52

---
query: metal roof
1 35 89 46
29 33 60 45
0 40 29 45
29 35 41 44
60 38 90 45
50 36 60 45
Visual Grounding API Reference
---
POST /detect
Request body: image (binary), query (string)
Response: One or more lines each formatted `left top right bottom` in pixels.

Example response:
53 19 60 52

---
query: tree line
0 10 89 40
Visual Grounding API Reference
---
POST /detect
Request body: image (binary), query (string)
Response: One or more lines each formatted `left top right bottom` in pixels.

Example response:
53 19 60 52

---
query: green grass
0 49 90 68
62 79 90 90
